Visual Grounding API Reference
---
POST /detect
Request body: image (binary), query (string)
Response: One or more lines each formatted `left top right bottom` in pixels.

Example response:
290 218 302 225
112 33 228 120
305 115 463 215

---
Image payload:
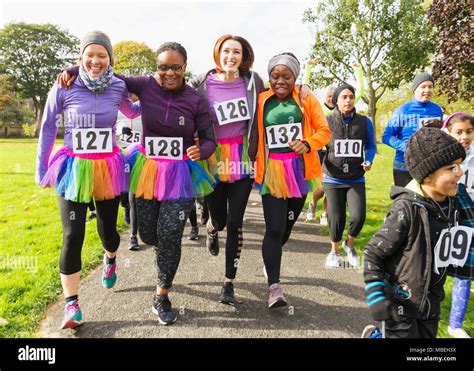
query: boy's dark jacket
363 180 461 318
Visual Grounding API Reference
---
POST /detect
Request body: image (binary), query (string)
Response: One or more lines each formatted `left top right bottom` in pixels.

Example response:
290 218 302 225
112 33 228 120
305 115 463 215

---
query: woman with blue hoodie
36 31 140 329
382 73 443 187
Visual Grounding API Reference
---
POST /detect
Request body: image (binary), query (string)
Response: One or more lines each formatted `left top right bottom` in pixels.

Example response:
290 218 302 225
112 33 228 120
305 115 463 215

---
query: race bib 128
266 123 303 149
145 137 183 160
72 128 113 154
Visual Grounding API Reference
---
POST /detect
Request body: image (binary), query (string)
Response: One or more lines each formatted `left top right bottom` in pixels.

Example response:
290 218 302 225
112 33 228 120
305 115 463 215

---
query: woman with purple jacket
36 31 140 329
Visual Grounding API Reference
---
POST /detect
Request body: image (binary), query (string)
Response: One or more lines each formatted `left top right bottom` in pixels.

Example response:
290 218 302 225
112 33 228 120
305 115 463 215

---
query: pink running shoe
268 283 287 308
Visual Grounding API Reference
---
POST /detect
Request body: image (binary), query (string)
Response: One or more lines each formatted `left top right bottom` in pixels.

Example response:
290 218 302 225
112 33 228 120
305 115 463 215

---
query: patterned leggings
136 197 193 289
449 277 471 329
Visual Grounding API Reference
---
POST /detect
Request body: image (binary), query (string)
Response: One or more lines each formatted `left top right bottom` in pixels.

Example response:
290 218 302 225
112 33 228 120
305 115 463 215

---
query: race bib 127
72 128 113 154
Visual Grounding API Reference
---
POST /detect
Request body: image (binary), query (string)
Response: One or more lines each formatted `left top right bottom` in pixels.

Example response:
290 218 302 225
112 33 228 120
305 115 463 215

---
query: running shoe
128 235 140 251
187 226 199 241
61 299 83 329
219 282 235 306
152 294 177 325
342 241 360 267
319 212 328 226
325 251 341 268
268 283 287 308
361 324 383 338
448 327 471 338
305 203 315 222
101 256 117 289
206 230 219 256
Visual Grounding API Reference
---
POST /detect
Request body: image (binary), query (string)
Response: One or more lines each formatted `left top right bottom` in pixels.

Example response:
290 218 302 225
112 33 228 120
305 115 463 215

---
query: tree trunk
32 97 43 137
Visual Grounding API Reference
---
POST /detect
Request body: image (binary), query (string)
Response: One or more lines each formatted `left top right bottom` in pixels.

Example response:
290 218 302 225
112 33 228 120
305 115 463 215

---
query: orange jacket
254 86 331 185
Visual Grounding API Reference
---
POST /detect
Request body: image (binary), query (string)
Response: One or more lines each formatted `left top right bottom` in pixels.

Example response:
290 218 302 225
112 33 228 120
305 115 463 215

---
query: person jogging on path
252 52 330 308
188 34 265 305
37 31 140 329
382 72 443 187
322 83 376 269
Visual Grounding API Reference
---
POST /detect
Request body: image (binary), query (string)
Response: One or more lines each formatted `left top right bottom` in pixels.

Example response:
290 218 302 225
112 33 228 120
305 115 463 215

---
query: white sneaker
448 326 470 338
305 203 315 222
325 251 341 268
342 241 359 267
320 213 328 226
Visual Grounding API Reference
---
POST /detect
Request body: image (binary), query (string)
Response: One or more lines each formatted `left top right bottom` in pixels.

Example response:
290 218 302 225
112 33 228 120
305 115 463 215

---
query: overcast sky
1 0 318 82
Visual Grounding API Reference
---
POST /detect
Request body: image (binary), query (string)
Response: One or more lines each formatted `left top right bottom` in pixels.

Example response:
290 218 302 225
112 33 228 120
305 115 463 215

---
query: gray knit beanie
405 127 465 183
412 72 434 92
80 31 114 65
268 53 300 80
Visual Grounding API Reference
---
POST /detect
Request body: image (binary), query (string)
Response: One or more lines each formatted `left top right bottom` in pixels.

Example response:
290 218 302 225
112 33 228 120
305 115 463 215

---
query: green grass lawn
0 138 128 338
309 144 473 338
0 139 471 338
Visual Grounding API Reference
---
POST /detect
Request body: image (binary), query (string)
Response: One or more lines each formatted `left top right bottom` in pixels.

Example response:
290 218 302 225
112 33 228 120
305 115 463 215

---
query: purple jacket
35 75 140 185
66 66 217 161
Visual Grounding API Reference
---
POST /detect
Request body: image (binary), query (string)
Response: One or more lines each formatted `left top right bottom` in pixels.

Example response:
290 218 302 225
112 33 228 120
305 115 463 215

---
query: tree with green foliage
303 0 435 134
427 0 473 102
0 22 79 135
113 41 156 76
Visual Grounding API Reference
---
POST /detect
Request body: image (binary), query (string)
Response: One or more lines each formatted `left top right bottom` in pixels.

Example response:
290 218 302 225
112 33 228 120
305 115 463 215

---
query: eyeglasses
157 64 184 73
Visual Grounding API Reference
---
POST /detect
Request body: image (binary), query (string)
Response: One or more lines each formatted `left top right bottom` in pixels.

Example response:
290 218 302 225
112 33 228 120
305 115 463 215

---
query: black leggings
58 196 121 275
136 197 193 289
120 192 138 235
393 170 412 187
385 316 439 338
205 177 253 279
261 194 306 286
323 183 366 243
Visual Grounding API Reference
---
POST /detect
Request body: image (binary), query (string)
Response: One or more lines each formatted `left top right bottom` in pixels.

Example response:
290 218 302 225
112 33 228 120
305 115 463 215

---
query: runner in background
442 112 474 338
306 63 366 225
40 31 140 329
189 34 265 305
322 83 375 269
382 73 443 187
252 52 330 308
115 96 142 250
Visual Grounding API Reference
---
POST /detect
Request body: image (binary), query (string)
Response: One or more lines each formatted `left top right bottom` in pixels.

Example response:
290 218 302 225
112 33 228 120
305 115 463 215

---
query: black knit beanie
405 127 466 183
332 83 355 107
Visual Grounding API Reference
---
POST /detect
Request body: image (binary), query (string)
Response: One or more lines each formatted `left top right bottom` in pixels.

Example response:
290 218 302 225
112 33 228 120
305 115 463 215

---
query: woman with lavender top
37 31 140 329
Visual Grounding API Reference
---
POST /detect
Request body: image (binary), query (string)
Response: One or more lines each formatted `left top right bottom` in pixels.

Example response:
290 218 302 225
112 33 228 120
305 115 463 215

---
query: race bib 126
214 97 251 126
145 137 183 160
334 139 363 157
433 226 472 274
266 123 303 149
72 128 113 154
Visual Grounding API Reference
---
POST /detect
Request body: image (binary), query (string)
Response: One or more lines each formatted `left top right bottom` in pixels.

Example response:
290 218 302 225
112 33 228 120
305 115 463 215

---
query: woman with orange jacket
249 52 330 308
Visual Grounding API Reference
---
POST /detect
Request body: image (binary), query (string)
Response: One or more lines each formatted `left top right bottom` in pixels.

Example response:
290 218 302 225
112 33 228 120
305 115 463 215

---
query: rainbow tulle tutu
258 151 320 199
202 135 253 183
40 146 128 203
127 144 216 201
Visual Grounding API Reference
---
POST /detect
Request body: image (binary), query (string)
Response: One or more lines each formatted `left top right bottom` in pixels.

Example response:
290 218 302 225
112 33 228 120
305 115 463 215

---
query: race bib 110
72 128 113 154
433 226 472 274
145 137 183 160
214 97 251 126
334 139 363 157
266 123 303 149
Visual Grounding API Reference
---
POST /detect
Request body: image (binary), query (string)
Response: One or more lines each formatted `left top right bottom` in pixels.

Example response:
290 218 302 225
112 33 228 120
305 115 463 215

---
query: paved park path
39 190 372 338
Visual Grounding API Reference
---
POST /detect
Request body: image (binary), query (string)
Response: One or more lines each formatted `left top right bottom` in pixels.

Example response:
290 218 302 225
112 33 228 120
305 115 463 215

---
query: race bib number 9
433 226 472 274
214 97 251 126
72 128 113 154
334 139 363 157
145 137 183 160
266 123 303 149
